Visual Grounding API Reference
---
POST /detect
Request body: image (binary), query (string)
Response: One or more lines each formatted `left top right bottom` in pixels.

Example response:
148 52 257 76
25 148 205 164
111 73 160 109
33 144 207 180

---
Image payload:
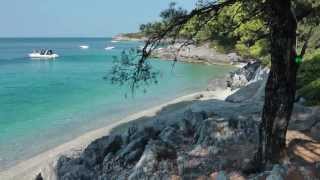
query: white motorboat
29 50 59 59
80 45 89 49
111 40 119 43
105 46 115 50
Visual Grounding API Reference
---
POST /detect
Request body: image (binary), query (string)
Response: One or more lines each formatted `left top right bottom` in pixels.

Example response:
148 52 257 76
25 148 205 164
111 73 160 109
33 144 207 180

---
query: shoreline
113 34 246 67
0 89 233 180
152 57 246 68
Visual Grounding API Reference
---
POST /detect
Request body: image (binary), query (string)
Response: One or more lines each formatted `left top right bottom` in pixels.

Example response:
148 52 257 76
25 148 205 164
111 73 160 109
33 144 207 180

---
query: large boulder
195 116 259 146
227 61 263 90
195 118 235 146
117 127 160 164
56 156 95 180
81 135 123 167
226 79 266 103
57 135 123 180
128 140 177 180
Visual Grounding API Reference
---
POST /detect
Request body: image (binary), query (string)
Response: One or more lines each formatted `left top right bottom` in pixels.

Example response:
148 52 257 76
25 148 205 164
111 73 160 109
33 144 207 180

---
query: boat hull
29 53 59 59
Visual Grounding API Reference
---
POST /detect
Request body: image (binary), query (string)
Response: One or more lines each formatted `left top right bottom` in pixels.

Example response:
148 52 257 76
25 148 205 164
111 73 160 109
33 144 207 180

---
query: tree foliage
107 49 159 94
139 0 319 58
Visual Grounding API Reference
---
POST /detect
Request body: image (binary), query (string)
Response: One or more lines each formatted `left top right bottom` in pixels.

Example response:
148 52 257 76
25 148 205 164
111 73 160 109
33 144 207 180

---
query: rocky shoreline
51 63 320 180
113 34 147 42
113 34 246 66
152 43 245 66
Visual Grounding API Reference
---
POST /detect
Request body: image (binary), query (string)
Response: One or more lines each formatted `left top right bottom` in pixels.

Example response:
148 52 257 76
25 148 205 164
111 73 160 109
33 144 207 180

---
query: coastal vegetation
110 0 320 171
135 1 320 105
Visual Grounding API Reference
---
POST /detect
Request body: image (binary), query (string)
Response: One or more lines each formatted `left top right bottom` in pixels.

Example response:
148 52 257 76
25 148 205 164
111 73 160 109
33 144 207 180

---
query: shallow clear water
0 38 234 170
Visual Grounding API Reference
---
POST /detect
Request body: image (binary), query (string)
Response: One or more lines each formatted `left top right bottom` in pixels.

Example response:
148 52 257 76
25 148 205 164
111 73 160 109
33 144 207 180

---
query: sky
0 0 196 37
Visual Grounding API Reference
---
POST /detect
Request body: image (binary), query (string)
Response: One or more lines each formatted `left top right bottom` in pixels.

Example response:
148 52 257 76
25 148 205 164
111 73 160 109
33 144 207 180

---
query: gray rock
152 43 231 64
128 127 159 143
81 135 123 167
195 118 234 145
289 105 319 131
123 125 139 144
118 127 159 162
311 122 320 140
183 110 208 128
228 61 262 90
228 73 248 90
177 110 208 136
226 80 266 103
101 128 159 180
60 165 95 180
159 126 184 148
266 164 287 180
57 156 95 180
128 140 177 180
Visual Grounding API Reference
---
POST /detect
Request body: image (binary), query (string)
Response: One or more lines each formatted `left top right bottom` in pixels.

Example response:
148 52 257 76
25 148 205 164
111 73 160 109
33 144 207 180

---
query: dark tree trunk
257 0 298 168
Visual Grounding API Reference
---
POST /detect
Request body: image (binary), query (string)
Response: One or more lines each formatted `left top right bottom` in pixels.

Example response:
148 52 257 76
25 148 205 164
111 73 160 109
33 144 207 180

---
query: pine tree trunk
257 0 298 167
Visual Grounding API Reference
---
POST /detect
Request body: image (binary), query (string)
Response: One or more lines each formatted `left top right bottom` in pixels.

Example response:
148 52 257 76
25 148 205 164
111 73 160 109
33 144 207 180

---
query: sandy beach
0 89 233 180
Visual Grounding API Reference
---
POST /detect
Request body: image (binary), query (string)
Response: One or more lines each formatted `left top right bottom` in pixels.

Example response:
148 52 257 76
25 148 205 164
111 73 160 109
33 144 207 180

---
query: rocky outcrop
227 61 268 90
56 106 261 180
152 43 236 65
207 60 269 92
128 140 177 180
56 135 123 180
113 34 146 42
226 79 267 103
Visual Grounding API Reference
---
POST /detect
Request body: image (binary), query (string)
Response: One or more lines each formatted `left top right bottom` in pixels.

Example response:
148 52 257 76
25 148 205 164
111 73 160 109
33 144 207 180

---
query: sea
0 38 234 170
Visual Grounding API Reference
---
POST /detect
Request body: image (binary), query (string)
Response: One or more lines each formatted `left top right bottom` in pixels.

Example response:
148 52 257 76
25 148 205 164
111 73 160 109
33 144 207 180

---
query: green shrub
297 53 320 106
298 79 320 106
297 53 320 88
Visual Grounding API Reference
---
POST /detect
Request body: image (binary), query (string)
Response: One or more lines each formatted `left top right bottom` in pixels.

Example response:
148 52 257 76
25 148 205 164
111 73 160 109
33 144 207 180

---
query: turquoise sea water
0 38 234 170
